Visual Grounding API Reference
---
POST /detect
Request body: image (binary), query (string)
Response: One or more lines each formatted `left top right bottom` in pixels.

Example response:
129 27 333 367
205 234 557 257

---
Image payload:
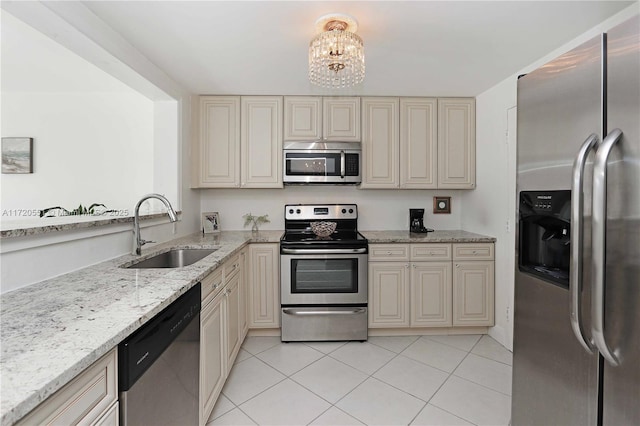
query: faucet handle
141 238 155 246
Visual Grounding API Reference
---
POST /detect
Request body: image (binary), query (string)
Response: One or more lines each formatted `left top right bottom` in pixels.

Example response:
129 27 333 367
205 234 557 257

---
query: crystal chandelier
309 13 365 89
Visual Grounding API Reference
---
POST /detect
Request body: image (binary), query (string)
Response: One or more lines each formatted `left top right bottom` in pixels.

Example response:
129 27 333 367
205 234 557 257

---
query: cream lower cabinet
368 262 410 327
16 349 118 426
452 243 494 326
248 243 280 328
200 274 226 426
239 247 249 339
224 270 241 366
369 242 493 329
411 262 452 327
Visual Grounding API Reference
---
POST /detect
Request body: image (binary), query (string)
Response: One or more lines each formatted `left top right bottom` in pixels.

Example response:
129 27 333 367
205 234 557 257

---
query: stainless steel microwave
283 141 361 185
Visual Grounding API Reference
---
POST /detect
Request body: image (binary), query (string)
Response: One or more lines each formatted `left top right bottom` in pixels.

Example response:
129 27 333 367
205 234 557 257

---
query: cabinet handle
456 264 460 268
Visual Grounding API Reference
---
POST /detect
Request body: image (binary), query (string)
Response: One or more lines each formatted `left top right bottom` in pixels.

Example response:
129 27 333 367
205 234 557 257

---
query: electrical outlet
506 306 511 322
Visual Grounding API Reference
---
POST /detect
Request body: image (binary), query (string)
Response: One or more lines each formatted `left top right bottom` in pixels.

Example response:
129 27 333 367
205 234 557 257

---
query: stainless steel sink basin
126 248 217 269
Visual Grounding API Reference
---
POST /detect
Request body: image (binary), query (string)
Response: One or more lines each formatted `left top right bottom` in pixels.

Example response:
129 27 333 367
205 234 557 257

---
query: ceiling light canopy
309 13 365 89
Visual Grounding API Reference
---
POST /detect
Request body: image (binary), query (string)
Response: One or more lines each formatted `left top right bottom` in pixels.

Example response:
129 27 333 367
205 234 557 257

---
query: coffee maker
410 209 433 233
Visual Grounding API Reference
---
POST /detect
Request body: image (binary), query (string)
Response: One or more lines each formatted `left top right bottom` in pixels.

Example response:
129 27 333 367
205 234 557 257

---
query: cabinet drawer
453 243 494 260
201 267 224 301
17 349 117 426
410 244 452 261
369 244 410 261
224 254 241 280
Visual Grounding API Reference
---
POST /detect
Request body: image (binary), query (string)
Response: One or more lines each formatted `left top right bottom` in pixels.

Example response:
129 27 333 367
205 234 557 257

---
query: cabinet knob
456 264 460 268
387 251 392 255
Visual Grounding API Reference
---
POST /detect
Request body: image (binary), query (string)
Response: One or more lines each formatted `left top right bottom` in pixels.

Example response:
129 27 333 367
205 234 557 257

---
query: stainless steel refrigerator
512 15 639 426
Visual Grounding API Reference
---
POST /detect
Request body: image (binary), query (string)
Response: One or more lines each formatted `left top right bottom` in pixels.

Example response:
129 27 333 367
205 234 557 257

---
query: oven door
280 250 368 305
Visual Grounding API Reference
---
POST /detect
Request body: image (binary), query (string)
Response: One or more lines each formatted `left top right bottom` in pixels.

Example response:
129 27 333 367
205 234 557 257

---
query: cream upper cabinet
248 243 280 328
240 96 283 188
438 98 476 189
194 96 240 188
400 98 438 188
368 261 411 327
361 97 400 188
284 96 322 141
323 97 361 141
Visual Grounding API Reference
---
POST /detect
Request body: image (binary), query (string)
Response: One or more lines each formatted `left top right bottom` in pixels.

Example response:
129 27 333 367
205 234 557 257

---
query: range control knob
289 209 294 214
342 209 347 214
349 209 354 214
296 209 301 214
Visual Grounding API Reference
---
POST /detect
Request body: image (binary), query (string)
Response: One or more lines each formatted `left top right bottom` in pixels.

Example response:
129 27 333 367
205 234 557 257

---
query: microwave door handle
592 128 622 367
570 133 598 354
340 151 346 179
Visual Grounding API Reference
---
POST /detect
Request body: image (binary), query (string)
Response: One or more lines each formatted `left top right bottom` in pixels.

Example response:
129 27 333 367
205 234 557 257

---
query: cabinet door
368 262 410 327
200 291 226 424
452 261 494 326
411 262 452 327
239 247 249 340
241 96 283 188
196 96 240 188
225 273 241 369
323 97 361 141
361 97 400 188
438 98 476 189
249 244 280 328
15 350 117 426
400 98 438 188
284 96 322 141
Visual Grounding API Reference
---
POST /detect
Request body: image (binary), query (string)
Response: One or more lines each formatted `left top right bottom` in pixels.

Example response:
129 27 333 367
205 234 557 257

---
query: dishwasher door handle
282 308 366 316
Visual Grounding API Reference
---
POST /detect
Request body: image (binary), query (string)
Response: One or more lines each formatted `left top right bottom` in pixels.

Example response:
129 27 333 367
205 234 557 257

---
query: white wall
1 92 154 213
200 187 463 231
463 3 639 350
0 5 199 294
1 11 155 215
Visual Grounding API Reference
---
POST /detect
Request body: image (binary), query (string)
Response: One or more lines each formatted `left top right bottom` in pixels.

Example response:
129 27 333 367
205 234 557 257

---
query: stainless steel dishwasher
119 284 200 425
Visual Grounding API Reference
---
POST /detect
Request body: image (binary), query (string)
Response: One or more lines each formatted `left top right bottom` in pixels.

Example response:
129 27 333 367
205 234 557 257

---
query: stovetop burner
280 204 368 250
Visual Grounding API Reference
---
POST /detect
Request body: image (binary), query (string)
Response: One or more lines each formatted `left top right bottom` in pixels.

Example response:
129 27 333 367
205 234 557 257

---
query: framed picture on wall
202 212 220 234
2 137 33 174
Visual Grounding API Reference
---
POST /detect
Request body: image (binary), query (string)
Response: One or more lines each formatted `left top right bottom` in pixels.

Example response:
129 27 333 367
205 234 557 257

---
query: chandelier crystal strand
309 26 365 89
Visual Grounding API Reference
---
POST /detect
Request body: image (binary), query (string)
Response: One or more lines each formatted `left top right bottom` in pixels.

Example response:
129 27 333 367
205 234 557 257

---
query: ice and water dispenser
518 190 571 287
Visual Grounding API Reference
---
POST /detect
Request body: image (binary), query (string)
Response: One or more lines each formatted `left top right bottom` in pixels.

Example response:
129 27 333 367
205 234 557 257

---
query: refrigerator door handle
570 133 598 353
592 128 623 367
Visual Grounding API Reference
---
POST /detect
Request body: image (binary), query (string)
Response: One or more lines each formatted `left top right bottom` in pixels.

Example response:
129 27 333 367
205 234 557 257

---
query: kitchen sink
125 248 218 269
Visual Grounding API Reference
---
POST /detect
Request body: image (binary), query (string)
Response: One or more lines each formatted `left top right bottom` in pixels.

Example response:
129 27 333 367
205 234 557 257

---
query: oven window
285 153 341 176
291 258 358 293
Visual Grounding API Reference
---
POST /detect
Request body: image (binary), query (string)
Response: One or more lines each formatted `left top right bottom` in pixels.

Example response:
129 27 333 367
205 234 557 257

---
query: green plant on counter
40 203 109 217
243 213 270 232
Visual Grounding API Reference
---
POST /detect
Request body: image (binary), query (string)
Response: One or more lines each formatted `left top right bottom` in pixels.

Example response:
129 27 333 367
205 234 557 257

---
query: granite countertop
0 230 282 426
361 230 496 243
0 228 494 425
0 211 183 239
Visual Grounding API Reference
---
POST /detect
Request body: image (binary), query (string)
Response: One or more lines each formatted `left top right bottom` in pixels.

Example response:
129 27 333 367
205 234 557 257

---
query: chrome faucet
133 193 178 255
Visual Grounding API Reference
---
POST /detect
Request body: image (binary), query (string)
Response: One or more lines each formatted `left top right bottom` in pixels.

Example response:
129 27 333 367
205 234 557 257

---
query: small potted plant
243 213 270 234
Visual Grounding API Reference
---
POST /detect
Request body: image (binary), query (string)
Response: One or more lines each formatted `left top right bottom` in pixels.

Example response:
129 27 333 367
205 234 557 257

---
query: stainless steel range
280 204 368 342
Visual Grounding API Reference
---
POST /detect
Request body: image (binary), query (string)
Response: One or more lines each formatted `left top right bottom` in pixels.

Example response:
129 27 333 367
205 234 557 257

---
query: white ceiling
76 1 635 96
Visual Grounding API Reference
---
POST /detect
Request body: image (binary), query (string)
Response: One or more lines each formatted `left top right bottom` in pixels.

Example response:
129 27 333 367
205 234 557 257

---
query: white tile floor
207 334 512 426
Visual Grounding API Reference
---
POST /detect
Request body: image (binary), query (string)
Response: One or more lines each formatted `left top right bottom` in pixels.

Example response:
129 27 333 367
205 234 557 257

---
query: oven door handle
281 248 368 255
283 308 366 316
